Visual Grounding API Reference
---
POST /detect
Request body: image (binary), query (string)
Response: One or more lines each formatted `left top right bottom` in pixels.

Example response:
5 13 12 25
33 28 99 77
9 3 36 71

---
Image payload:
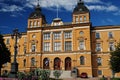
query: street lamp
9 29 21 78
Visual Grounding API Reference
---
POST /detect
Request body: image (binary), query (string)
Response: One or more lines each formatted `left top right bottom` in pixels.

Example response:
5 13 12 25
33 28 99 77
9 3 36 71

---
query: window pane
31 58 35 66
54 32 61 40
54 42 61 51
79 41 84 50
65 41 72 51
31 44 36 52
80 16 82 22
96 43 101 51
44 33 50 40
108 32 113 38
109 42 114 51
97 57 102 66
96 32 100 39
64 31 72 39
80 56 85 65
44 42 50 52
98 70 102 75
6 38 10 44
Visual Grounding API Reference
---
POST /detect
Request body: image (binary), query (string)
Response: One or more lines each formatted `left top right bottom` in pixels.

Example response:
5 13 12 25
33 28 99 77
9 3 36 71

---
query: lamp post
9 29 21 78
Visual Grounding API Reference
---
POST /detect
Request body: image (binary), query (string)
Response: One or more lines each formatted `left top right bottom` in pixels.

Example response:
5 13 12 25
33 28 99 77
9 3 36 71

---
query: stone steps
50 70 72 78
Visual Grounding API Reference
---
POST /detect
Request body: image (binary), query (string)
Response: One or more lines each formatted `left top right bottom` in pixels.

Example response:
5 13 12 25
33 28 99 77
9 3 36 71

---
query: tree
110 42 120 78
0 34 11 76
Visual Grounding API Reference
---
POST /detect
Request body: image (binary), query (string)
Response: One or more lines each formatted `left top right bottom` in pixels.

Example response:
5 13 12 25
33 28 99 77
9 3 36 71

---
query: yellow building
2 0 120 77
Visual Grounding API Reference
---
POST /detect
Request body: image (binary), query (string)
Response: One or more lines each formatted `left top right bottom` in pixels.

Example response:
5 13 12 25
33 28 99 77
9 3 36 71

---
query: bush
53 70 62 79
112 78 120 80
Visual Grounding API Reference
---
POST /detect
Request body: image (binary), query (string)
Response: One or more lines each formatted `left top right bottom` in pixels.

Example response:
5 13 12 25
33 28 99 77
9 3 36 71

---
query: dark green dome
29 4 45 19
73 0 89 14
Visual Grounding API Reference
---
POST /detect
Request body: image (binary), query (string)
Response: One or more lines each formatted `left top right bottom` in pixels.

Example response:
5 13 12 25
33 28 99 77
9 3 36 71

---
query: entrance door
65 57 71 70
43 58 49 69
54 57 61 70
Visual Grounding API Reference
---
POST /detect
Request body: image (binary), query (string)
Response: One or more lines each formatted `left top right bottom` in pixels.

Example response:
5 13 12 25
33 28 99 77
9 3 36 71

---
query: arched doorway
43 58 49 69
54 57 61 70
65 57 71 70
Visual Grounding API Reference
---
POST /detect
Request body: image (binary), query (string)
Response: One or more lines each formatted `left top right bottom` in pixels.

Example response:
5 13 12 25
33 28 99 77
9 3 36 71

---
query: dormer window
51 18 63 26
75 17 79 23
38 21 40 26
80 16 82 22
30 21 33 28
34 21 37 27
84 16 87 21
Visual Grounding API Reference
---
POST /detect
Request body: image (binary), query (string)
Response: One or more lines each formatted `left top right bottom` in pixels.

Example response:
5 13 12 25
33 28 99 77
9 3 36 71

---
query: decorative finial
37 0 40 6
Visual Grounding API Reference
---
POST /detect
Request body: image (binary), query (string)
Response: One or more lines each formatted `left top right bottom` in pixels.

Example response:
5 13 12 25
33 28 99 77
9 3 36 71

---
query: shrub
53 70 62 79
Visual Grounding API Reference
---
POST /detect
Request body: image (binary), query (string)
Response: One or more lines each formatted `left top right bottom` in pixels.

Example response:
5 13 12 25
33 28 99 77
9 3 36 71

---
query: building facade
2 0 120 77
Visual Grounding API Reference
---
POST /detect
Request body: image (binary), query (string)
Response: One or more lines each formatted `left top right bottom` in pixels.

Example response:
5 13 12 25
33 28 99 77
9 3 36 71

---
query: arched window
38 21 40 26
23 59 26 67
97 57 102 66
31 43 36 52
43 58 49 69
79 40 85 50
79 31 84 36
80 56 85 65
84 16 87 21
34 21 37 27
30 21 33 28
31 57 35 66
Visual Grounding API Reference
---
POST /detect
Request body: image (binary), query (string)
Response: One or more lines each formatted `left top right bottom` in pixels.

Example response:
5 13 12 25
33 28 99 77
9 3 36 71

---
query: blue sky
0 0 120 34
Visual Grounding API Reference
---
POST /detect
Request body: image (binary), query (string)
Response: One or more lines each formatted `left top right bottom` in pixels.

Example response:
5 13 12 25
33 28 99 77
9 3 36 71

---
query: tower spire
37 0 40 6
57 3 59 18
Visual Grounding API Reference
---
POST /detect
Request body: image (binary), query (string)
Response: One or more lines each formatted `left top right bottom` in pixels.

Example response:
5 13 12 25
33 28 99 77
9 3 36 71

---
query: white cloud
87 5 119 12
0 0 119 16
0 4 24 12
85 0 102 3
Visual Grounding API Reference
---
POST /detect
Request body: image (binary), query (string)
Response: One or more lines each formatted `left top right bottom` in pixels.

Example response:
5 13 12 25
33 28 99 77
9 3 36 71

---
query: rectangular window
84 16 86 21
97 57 102 66
64 31 72 39
75 16 78 23
44 42 50 52
98 70 102 75
54 42 61 51
31 44 36 52
108 32 113 38
24 46 26 54
80 16 82 22
96 32 100 39
79 41 85 50
6 38 10 44
96 43 101 51
54 32 61 40
65 41 72 51
44 33 50 40
109 42 115 51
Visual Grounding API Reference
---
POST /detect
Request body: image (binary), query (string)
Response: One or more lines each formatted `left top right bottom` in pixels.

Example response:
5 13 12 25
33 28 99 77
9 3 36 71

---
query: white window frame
44 42 50 52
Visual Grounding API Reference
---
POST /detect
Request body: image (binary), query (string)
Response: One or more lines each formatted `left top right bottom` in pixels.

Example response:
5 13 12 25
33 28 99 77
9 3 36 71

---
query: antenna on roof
56 1 59 18
37 0 39 5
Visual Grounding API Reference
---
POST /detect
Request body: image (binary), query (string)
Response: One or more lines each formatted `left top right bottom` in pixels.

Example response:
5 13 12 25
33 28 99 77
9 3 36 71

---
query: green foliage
40 69 50 80
34 68 51 80
53 70 62 79
110 42 120 74
112 78 120 80
17 72 26 80
0 34 11 75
